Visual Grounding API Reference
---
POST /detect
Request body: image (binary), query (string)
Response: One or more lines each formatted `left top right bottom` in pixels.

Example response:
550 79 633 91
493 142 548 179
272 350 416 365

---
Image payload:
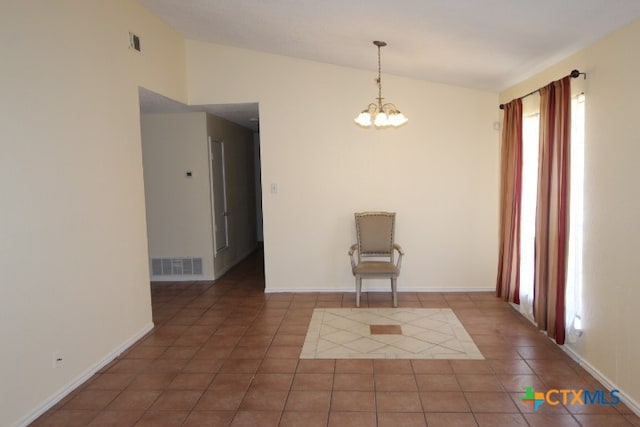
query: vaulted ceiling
137 1 640 130
140 0 640 92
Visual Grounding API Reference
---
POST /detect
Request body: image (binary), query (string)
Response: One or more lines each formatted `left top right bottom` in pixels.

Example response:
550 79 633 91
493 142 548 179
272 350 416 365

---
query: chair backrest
355 212 395 260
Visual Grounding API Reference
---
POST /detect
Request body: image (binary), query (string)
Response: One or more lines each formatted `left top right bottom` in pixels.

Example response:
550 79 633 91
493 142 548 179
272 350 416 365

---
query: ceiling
138 88 260 132
137 0 640 128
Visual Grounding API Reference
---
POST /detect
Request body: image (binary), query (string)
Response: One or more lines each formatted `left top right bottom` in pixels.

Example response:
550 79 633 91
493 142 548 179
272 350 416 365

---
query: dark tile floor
32 250 640 426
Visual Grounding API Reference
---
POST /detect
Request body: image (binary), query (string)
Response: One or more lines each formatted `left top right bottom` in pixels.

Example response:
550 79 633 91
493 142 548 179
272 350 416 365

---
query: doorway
138 87 263 283
209 137 229 253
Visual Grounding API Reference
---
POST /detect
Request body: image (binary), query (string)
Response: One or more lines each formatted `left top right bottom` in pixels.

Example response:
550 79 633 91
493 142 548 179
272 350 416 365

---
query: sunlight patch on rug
300 308 484 360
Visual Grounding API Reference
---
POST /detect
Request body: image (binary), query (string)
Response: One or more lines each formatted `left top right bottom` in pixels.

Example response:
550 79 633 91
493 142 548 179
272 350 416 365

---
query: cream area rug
300 308 483 360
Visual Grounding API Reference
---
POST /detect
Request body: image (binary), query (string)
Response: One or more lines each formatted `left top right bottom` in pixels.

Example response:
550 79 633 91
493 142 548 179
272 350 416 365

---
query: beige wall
141 113 215 278
0 2 186 426
186 41 500 292
141 112 257 280
500 19 640 410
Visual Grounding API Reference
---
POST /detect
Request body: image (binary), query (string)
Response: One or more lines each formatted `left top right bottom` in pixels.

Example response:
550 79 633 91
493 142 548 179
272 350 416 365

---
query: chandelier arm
381 103 400 113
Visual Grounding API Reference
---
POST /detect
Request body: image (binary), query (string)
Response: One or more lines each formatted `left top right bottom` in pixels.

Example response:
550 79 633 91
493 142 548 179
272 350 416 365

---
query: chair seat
354 261 399 276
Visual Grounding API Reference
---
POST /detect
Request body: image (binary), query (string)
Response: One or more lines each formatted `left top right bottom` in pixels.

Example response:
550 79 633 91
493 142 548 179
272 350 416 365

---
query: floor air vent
151 257 203 276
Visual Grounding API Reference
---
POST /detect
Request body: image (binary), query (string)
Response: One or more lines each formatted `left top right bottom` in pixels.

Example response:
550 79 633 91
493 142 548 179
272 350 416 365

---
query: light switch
270 183 278 194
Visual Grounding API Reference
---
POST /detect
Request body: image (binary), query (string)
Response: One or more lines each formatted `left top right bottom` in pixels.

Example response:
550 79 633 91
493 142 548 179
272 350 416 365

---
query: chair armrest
393 243 404 270
349 244 358 272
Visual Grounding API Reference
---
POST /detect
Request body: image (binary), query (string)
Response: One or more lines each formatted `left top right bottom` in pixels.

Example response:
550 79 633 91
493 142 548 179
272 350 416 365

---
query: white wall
141 112 257 280
186 42 500 292
141 113 215 278
0 2 186 426
500 19 640 411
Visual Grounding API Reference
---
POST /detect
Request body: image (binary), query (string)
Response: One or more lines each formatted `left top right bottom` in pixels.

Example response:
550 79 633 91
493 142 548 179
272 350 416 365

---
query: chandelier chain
377 44 383 108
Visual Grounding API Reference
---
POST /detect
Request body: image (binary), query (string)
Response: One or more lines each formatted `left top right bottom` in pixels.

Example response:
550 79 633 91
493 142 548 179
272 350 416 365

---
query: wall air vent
151 257 203 276
129 32 142 52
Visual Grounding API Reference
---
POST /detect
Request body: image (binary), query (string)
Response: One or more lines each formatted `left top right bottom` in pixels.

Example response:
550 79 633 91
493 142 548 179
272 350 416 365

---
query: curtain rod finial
570 69 586 79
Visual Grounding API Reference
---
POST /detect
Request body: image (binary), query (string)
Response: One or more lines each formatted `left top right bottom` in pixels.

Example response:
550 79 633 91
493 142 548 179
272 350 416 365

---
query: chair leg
391 278 397 307
356 277 361 308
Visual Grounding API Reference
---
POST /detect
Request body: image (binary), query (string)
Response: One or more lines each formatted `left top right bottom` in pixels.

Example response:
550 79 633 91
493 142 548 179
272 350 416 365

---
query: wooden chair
349 212 404 307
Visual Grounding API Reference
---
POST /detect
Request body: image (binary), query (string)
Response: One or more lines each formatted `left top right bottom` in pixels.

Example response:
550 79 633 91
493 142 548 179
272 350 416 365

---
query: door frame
208 137 229 255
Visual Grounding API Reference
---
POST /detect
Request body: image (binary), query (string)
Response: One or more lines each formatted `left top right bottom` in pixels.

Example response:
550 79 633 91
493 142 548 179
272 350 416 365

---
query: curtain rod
499 69 586 109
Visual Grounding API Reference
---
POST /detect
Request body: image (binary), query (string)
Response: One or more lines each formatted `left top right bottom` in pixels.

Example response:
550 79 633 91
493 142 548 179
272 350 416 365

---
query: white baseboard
561 345 640 417
15 322 154 427
265 287 495 293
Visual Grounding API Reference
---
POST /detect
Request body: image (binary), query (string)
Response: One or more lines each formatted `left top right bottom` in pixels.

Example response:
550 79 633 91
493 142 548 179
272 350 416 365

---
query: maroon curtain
534 76 571 345
496 99 523 304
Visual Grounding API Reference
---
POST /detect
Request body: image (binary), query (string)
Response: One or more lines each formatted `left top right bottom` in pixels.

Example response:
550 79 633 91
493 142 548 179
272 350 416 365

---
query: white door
209 138 229 253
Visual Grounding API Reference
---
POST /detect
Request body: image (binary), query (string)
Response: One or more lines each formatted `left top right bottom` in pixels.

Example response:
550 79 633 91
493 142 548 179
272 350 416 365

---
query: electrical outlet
52 352 63 368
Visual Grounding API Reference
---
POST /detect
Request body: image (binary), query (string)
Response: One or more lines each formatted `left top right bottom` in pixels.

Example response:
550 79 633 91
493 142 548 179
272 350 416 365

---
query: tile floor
32 250 640 426
300 308 483 359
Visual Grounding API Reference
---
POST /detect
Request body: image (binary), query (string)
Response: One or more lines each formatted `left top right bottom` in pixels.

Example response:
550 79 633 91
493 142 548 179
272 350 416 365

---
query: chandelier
354 41 408 128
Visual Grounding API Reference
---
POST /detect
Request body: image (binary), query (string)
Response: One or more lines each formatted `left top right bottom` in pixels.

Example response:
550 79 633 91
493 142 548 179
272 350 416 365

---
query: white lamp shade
389 112 408 127
374 112 389 127
354 111 372 126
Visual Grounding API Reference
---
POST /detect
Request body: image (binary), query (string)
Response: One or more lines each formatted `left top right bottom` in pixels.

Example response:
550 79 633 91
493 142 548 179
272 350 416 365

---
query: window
519 111 539 322
566 93 585 340
518 93 585 334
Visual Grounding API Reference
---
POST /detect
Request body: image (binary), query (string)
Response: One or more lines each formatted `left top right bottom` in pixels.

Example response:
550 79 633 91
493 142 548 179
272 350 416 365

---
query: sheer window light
566 93 585 340
519 112 539 323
